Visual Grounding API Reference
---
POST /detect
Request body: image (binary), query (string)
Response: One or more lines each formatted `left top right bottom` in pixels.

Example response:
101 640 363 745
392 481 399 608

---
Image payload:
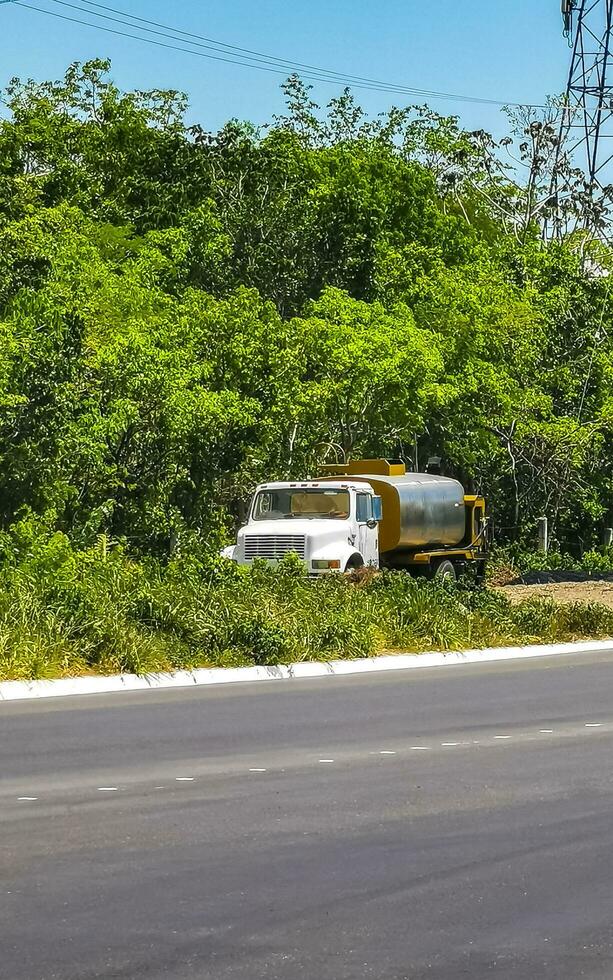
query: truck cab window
252 489 350 520
356 494 372 523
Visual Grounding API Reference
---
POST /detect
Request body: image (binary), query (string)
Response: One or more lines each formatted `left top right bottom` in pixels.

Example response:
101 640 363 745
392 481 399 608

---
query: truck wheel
434 559 456 581
345 554 364 572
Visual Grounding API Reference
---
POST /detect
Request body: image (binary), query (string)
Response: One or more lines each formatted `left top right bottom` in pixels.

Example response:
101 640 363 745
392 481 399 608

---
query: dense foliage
1 59 613 555
490 544 613 583
2 60 613 677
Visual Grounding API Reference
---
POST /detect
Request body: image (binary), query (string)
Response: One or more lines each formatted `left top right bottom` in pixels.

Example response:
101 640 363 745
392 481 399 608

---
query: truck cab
223 480 383 574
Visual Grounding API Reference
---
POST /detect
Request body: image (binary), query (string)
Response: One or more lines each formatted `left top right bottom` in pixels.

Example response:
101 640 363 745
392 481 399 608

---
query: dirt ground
499 580 613 609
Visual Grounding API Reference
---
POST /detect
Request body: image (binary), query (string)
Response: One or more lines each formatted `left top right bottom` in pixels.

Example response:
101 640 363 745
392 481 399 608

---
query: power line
17 2 451 99
18 0 508 104
69 0 540 107
11 0 547 109
68 0 426 81
49 0 447 93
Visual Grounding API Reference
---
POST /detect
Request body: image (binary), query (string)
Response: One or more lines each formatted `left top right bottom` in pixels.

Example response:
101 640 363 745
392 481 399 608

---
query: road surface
3 649 613 979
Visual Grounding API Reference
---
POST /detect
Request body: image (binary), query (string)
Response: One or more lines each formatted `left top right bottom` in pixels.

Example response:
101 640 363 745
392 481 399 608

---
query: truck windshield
252 489 350 521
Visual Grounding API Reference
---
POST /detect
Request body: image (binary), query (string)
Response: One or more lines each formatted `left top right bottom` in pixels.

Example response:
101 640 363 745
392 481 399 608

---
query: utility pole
554 1 613 234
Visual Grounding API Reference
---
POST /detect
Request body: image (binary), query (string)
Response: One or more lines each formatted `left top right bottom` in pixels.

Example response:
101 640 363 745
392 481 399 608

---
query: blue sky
1 0 570 136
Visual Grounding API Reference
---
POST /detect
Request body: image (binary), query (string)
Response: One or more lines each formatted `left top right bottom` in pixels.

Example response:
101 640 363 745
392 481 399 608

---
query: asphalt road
3 650 613 980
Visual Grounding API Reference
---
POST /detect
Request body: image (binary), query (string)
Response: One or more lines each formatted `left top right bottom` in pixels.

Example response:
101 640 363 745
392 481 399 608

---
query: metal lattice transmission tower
557 1 613 230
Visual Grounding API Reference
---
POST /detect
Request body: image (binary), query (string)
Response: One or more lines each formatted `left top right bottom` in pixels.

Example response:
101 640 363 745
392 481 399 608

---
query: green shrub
554 601 613 639
491 545 613 578
509 598 557 642
1 531 613 681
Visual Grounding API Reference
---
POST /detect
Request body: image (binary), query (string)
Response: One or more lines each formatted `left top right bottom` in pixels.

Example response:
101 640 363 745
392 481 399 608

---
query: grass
488 545 613 585
1 530 613 681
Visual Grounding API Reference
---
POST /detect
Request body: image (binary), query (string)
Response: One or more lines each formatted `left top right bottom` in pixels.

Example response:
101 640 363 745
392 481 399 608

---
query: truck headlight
312 559 341 569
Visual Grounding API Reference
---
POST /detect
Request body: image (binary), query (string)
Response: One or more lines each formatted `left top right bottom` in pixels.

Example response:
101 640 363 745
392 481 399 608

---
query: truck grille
243 535 306 560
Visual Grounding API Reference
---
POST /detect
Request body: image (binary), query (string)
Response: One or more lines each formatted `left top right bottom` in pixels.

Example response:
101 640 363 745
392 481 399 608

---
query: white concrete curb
2 639 613 702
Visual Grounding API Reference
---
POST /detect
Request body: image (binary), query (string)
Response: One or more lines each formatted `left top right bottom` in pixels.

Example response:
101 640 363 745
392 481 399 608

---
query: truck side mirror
372 496 383 522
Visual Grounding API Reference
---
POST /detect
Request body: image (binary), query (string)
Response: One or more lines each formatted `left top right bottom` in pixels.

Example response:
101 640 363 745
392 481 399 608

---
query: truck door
356 493 379 568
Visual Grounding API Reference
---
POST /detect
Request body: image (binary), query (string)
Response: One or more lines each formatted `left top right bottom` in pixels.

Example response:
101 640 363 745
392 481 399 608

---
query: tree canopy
1 59 612 554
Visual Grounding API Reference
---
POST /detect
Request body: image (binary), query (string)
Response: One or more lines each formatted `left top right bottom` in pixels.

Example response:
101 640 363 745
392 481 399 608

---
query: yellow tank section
319 459 406 478
356 475 403 553
318 460 466 552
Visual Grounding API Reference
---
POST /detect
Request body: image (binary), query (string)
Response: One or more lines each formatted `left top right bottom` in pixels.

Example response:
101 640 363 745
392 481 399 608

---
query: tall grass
1 529 613 681
488 545 613 583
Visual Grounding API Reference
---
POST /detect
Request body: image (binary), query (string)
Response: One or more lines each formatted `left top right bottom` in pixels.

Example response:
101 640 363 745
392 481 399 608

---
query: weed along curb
2 640 613 702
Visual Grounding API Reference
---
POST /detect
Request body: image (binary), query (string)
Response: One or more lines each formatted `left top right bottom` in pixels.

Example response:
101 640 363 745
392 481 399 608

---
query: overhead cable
12 0 547 109
67 0 541 106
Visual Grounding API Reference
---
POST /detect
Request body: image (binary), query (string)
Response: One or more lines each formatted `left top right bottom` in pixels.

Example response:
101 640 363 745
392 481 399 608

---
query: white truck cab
223 480 383 573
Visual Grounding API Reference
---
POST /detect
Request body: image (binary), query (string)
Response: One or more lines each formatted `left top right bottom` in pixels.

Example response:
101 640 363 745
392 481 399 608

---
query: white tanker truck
223 459 489 581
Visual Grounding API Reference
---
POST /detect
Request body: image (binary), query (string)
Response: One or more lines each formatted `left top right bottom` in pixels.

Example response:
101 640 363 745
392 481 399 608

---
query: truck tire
345 554 364 572
434 559 456 581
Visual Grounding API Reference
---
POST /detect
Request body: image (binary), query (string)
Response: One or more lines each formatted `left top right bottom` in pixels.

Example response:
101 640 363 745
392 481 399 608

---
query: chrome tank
354 473 466 551
393 474 465 548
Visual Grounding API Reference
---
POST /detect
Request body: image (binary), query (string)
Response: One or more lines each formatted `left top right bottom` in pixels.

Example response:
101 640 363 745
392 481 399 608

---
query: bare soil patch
499 580 613 609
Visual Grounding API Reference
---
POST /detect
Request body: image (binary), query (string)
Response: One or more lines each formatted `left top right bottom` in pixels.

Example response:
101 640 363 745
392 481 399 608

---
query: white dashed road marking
9 719 611 804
